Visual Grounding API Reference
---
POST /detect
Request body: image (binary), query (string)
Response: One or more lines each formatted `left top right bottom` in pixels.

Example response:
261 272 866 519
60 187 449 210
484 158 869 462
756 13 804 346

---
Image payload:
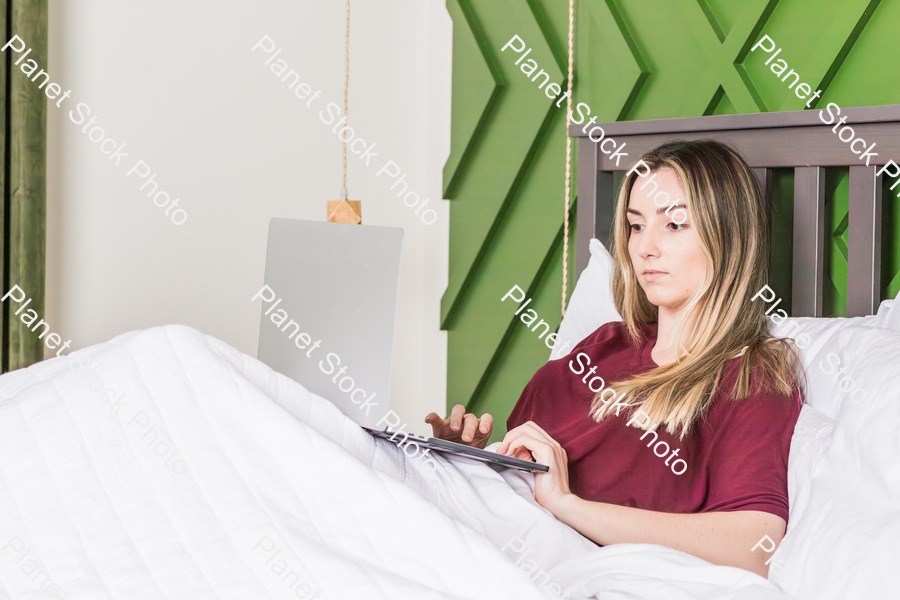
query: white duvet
0 325 842 599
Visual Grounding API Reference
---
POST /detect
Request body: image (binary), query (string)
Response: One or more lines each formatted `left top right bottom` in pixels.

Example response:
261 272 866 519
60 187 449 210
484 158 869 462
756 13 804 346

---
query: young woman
425 140 802 578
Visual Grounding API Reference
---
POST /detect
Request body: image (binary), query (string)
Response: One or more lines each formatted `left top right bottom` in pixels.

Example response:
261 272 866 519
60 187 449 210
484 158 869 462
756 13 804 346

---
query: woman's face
626 167 706 315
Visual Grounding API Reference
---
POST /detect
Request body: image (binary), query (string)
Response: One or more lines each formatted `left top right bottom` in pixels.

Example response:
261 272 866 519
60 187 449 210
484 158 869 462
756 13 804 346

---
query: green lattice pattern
443 0 900 440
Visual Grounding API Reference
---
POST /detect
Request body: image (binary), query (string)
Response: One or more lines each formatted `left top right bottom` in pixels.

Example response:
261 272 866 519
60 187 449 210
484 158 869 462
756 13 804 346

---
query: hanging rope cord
562 0 575 316
340 0 350 201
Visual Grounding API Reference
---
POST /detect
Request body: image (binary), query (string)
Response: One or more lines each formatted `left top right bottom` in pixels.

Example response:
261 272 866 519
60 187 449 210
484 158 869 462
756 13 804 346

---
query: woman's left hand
498 421 572 512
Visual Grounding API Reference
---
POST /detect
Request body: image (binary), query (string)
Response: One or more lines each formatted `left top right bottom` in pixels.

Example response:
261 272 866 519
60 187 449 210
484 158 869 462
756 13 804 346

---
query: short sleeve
508 322 624 432
701 386 802 521
506 389 533 432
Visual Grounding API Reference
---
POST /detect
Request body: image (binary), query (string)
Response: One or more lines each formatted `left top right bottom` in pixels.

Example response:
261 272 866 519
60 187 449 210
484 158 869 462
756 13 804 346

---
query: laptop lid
256 218 403 427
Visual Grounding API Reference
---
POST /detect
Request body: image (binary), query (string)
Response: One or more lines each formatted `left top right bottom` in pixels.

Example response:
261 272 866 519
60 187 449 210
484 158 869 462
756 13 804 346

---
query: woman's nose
637 223 660 258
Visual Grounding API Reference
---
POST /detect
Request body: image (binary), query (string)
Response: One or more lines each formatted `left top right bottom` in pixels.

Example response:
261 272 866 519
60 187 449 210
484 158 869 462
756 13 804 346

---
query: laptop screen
256 218 403 427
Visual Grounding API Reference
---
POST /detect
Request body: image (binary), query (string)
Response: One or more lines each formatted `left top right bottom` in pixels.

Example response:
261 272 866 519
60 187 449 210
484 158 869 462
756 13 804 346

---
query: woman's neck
651 306 689 366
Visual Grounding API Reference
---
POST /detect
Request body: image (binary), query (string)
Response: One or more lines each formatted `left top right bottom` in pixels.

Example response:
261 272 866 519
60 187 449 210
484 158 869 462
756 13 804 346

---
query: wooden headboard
569 105 900 318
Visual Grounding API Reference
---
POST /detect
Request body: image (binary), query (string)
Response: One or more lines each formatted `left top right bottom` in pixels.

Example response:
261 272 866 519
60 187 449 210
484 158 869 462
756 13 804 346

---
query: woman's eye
668 222 688 231
630 223 644 233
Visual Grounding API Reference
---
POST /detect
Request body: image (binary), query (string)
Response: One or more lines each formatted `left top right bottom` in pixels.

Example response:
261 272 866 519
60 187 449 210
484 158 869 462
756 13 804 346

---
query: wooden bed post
792 167 825 317
576 136 598 278
847 166 882 317
576 136 614 278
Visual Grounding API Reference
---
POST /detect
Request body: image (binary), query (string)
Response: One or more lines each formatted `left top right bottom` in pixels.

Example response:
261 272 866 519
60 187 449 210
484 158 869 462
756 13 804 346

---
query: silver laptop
256 218 403 427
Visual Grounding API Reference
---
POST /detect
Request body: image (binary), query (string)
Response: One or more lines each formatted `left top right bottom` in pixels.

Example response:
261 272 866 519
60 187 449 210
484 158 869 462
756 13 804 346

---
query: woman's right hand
425 404 493 449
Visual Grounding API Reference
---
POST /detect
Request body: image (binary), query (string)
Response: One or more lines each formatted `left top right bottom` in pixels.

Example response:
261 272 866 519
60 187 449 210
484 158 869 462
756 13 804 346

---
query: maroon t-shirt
507 321 801 521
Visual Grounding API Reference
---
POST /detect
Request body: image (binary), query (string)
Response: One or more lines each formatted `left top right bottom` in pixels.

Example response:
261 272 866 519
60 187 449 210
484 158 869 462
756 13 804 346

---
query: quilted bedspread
0 325 796 600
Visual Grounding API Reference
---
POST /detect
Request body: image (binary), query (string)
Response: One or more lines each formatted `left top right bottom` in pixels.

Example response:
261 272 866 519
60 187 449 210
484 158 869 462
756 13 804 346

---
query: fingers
497 427 522 455
514 449 534 461
426 406 493 444
497 430 534 460
497 421 536 454
508 445 534 461
505 434 545 460
462 412 493 443
499 422 559 456
508 421 555 445
424 412 444 436
461 413 479 443
498 428 529 456
478 413 494 436
449 404 467 432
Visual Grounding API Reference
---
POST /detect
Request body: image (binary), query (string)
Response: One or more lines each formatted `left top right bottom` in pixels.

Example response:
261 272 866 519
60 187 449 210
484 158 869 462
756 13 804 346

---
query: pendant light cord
341 0 350 201
562 0 575 317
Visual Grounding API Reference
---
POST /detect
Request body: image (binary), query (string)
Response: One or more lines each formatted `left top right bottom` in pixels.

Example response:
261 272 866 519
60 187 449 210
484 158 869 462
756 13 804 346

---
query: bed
567 105 900 598
0 107 897 600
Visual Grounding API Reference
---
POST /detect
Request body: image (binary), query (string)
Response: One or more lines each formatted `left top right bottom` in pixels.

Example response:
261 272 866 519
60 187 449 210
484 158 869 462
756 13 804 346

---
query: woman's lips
643 270 667 282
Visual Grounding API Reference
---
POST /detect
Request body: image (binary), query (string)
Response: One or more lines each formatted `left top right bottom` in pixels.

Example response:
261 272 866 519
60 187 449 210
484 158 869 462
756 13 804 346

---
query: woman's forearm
501 422 786 577
548 494 785 577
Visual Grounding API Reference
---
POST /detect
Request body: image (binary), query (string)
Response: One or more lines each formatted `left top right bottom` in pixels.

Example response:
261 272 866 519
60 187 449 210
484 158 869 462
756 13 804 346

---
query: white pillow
768 324 900 599
785 405 833 521
875 298 898 329
769 316 874 417
549 239 620 360
768 296 898 417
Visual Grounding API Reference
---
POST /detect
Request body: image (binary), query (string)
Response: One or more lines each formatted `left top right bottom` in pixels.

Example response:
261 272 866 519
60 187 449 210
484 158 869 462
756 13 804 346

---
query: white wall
46 0 452 434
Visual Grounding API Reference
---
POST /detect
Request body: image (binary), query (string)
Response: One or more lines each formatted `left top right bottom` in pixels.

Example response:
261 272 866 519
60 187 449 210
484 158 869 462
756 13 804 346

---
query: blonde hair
590 140 801 438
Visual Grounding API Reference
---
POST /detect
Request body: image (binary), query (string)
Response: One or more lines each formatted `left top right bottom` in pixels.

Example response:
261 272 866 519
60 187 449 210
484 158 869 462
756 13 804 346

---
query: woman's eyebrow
657 203 687 215
627 204 688 217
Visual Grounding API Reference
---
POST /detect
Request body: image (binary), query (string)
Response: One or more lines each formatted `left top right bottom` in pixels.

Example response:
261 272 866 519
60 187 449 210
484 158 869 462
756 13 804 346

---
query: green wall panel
443 0 900 436
442 0 502 199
